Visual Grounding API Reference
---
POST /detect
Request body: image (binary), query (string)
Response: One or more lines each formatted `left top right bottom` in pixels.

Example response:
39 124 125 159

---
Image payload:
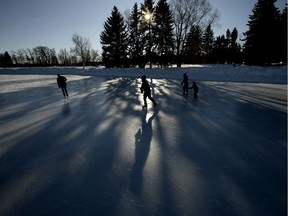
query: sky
0 0 286 54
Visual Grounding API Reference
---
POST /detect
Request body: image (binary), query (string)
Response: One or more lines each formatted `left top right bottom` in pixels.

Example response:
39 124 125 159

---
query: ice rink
0 74 287 216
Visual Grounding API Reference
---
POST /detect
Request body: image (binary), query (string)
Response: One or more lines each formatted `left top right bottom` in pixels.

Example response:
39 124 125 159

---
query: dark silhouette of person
130 110 158 195
189 81 199 99
57 74 68 98
140 75 157 109
181 72 189 96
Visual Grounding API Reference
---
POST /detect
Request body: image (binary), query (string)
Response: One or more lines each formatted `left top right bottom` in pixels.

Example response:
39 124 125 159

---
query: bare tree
10 49 26 65
90 49 101 63
31 46 58 65
71 33 91 68
170 0 219 67
58 48 71 66
10 51 18 65
17 49 27 64
26 48 35 65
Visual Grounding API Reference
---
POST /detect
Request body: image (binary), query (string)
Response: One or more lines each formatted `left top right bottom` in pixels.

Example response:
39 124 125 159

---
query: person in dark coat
181 72 189 96
57 74 68 98
140 75 157 108
190 81 199 99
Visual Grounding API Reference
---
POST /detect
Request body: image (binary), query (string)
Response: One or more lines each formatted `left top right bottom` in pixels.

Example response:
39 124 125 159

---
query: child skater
140 75 157 109
190 81 199 99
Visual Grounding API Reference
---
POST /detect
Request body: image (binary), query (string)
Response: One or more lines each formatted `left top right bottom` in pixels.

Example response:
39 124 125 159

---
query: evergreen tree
243 0 281 65
154 0 175 68
212 35 227 64
211 28 241 64
0 54 3 66
226 29 231 50
0 51 13 66
202 23 214 63
230 27 240 64
140 0 155 68
279 4 287 64
100 6 129 68
127 3 145 68
141 0 154 14
4 51 13 66
183 25 202 64
225 29 232 63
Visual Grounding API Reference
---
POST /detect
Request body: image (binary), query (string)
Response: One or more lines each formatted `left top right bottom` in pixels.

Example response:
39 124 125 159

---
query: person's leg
148 95 155 103
61 88 66 97
147 94 157 106
143 94 148 107
64 87 68 97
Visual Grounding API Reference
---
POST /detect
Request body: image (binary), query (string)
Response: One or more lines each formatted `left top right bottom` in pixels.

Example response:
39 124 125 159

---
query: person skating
140 75 157 109
181 72 189 96
189 81 199 99
57 74 68 98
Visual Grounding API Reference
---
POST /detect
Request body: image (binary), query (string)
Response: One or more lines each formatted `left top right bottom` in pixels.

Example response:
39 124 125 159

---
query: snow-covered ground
0 64 287 83
0 65 287 216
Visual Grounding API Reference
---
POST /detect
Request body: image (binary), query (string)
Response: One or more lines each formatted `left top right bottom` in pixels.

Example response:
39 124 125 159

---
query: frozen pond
0 75 287 216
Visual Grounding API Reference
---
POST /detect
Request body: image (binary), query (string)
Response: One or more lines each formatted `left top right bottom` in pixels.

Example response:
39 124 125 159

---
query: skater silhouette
57 74 68 98
181 72 189 96
130 110 158 195
140 75 157 109
189 81 199 99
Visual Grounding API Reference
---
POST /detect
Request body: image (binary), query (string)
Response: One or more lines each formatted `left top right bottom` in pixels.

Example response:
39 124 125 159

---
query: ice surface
0 66 287 216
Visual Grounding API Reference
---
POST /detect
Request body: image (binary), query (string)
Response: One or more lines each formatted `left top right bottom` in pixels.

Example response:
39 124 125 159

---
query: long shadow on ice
170 82 287 216
0 77 286 216
129 109 158 196
0 76 142 216
133 79 286 216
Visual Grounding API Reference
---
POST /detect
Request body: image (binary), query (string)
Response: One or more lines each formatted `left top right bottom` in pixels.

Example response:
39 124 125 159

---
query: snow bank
0 64 286 84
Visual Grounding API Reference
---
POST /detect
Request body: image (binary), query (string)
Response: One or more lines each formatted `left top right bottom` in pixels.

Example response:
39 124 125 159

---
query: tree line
0 0 286 68
100 0 287 67
0 34 101 68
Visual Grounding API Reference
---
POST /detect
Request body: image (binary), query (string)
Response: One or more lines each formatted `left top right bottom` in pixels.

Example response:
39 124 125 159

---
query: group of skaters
140 74 198 109
56 73 198 108
181 72 199 99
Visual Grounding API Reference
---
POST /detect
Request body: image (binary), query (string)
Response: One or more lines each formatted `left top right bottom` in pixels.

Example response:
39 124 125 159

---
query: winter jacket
57 76 67 88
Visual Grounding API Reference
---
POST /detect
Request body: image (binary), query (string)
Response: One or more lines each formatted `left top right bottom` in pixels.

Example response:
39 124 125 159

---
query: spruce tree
243 0 281 65
225 29 232 63
212 35 227 64
140 0 155 68
202 23 214 63
154 0 175 68
100 6 128 68
183 25 202 64
230 28 240 64
279 5 287 64
127 3 145 68
0 51 13 66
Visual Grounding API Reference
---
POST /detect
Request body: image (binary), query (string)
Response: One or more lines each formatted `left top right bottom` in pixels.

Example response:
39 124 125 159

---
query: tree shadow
0 76 286 216
0 76 144 216
174 82 287 216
